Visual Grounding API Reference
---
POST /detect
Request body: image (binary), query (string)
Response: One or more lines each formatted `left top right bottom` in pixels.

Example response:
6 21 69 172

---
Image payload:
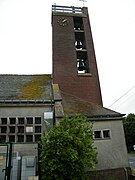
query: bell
78 59 85 71
75 41 82 49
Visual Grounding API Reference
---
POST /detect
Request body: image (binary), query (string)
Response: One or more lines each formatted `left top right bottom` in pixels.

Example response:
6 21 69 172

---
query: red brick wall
52 8 103 106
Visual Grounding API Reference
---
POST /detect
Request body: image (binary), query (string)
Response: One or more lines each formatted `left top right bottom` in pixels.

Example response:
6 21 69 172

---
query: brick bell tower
52 5 103 106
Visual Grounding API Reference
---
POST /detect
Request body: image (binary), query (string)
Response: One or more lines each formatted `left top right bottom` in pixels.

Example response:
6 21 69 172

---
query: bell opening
77 59 86 72
75 41 83 50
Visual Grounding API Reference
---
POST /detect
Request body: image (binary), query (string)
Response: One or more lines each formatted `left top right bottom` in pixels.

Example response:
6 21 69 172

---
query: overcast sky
0 0 135 115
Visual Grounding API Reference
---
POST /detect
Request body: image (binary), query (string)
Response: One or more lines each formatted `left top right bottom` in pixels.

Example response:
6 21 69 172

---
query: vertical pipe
7 143 12 180
4 145 8 180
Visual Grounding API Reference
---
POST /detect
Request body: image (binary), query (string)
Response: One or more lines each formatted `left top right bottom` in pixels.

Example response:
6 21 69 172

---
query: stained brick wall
52 7 103 106
87 168 131 180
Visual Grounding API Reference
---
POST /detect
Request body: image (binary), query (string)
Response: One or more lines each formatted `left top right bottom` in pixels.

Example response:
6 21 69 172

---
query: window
35 135 41 142
44 112 53 131
9 127 15 133
35 117 41 124
26 117 33 124
0 135 6 142
1 118 7 124
9 135 15 142
18 127 24 133
9 118 16 124
103 130 110 138
18 135 24 142
94 129 111 140
1 127 7 133
0 116 43 143
26 135 33 142
26 126 33 133
94 131 102 139
44 112 53 119
35 126 41 133
18 117 24 124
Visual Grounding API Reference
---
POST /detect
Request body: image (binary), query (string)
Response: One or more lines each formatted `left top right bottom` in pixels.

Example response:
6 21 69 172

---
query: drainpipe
124 167 128 180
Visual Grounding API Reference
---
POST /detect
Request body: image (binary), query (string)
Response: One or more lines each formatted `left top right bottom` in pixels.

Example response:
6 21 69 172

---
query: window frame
93 129 111 140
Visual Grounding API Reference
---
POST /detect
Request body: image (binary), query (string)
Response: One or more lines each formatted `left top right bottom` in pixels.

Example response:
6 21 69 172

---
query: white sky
0 0 135 115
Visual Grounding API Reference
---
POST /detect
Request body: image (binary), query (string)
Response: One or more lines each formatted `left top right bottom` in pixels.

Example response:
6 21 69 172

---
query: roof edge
0 99 54 104
55 113 125 120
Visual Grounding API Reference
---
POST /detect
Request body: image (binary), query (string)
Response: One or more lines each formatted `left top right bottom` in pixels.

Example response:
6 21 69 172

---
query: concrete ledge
28 176 39 180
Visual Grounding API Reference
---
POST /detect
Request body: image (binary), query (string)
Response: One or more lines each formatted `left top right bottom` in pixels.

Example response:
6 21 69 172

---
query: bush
39 115 97 180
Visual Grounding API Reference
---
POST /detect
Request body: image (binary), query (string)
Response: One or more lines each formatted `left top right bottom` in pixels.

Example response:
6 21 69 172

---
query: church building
0 4 130 180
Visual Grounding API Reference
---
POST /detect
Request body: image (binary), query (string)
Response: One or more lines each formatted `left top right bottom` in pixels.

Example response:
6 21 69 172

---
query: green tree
39 115 97 180
123 113 135 152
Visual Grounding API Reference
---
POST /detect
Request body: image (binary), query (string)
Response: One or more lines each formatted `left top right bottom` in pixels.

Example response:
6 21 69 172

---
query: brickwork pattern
87 168 130 180
52 8 103 106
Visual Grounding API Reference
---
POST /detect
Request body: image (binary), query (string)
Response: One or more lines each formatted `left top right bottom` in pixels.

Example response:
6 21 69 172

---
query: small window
103 130 110 138
35 117 41 124
1 118 7 124
0 135 6 142
26 126 33 133
26 135 33 142
9 118 16 124
18 127 24 133
9 127 15 133
9 135 15 142
18 135 24 142
18 117 24 124
44 112 53 120
35 126 41 133
27 117 33 124
94 131 101 139
1 127 7 133
35 135 41 142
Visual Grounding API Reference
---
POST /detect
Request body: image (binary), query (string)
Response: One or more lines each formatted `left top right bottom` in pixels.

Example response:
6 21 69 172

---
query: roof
0 75 124 118
0 74 52 101
60 91 124 118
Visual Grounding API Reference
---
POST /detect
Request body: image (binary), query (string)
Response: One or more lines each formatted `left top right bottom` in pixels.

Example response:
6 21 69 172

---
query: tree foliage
123 113 135 152
39 115 97 180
